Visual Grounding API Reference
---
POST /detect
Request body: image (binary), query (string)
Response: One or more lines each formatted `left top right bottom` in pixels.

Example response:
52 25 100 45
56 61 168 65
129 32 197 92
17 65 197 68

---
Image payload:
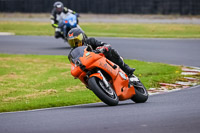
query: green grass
0 21 200 38
0 54 182 112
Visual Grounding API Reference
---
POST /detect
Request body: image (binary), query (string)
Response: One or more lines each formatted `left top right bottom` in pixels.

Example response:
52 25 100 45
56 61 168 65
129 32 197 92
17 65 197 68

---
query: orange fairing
79 50 118 79
71 63 87 85
89 73 103 80
113 70 135 100
70 47 136 101
71 63 83 77
79 50 102 69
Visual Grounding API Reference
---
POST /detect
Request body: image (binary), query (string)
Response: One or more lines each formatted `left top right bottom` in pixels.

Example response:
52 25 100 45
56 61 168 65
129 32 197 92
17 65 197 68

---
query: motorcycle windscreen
68 46 87 64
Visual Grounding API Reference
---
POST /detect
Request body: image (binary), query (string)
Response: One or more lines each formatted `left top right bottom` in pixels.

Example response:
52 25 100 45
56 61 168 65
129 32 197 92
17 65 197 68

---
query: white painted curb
0 32 15 35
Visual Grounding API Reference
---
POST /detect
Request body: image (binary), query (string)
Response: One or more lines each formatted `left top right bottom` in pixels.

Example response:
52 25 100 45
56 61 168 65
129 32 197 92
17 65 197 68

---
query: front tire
88 77 119 106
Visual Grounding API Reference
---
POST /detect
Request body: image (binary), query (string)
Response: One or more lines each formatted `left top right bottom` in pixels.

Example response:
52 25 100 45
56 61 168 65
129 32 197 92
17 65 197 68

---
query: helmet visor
68 34 83 48
56 4 63 12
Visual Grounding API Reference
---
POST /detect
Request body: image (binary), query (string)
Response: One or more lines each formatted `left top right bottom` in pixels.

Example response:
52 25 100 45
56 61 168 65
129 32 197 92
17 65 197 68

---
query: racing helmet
67 28 86 48
53 1 64 13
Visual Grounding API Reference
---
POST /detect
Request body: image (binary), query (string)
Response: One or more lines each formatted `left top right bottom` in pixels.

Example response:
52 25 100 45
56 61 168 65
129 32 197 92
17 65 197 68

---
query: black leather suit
85 38 135 76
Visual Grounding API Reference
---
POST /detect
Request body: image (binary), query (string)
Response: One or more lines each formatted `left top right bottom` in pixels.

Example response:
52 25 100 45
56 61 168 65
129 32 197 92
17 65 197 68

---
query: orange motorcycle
68 46 148 106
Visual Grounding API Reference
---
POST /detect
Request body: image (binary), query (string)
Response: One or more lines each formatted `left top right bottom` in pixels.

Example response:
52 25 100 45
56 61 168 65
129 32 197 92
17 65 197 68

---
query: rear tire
131 80 148 103
88 77 119 106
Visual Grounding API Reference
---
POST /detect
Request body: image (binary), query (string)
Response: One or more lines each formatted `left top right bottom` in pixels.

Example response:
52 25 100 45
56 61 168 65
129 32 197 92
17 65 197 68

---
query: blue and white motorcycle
58 13 86 43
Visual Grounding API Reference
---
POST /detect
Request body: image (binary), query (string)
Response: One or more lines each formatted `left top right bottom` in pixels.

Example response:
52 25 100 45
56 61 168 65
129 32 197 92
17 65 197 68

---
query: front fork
97 70 109 88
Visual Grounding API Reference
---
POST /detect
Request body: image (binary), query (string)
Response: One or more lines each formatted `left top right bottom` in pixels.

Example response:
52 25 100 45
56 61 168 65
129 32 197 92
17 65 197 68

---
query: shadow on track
69 102 138 109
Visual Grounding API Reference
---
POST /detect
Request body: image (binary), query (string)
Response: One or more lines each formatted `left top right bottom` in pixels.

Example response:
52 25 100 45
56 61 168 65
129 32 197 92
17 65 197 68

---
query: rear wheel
88 77 119 106
131 80 148 103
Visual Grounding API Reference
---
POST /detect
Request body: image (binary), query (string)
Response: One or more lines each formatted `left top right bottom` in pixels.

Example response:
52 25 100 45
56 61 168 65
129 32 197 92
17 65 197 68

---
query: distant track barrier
0 0 200 15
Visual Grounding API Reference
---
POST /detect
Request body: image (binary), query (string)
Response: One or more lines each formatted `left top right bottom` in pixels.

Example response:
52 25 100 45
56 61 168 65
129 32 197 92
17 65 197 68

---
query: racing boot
114 57 135 77
122 63 135 77
106 48 135 76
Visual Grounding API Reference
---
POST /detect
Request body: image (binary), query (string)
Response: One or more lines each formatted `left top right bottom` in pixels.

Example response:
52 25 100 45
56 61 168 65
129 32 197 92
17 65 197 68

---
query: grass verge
0 21 200 38
0 54 182 112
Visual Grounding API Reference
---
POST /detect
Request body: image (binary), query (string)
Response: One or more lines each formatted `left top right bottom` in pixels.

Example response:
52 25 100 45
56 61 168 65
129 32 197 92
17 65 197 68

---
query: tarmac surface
0 85 200 133
0 36 199 67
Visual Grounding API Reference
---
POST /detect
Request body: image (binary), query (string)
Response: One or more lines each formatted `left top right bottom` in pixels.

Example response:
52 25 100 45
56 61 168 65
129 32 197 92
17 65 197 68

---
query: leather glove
96 46 109 53
74 13 80 17
86 38 96 46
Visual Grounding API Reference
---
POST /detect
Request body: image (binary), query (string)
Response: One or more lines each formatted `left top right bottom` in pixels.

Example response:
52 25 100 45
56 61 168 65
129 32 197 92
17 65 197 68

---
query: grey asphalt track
0 85 200 133
0 36 199 67
0 36 200 133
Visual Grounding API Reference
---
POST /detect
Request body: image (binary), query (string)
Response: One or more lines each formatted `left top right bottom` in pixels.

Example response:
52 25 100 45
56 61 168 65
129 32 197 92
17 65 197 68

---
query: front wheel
88 77 119 106
131 79 148 103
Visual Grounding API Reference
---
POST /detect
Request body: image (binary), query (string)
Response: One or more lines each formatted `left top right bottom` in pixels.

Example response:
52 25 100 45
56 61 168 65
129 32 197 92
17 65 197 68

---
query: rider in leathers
50 1 79 39
67 28 135 77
